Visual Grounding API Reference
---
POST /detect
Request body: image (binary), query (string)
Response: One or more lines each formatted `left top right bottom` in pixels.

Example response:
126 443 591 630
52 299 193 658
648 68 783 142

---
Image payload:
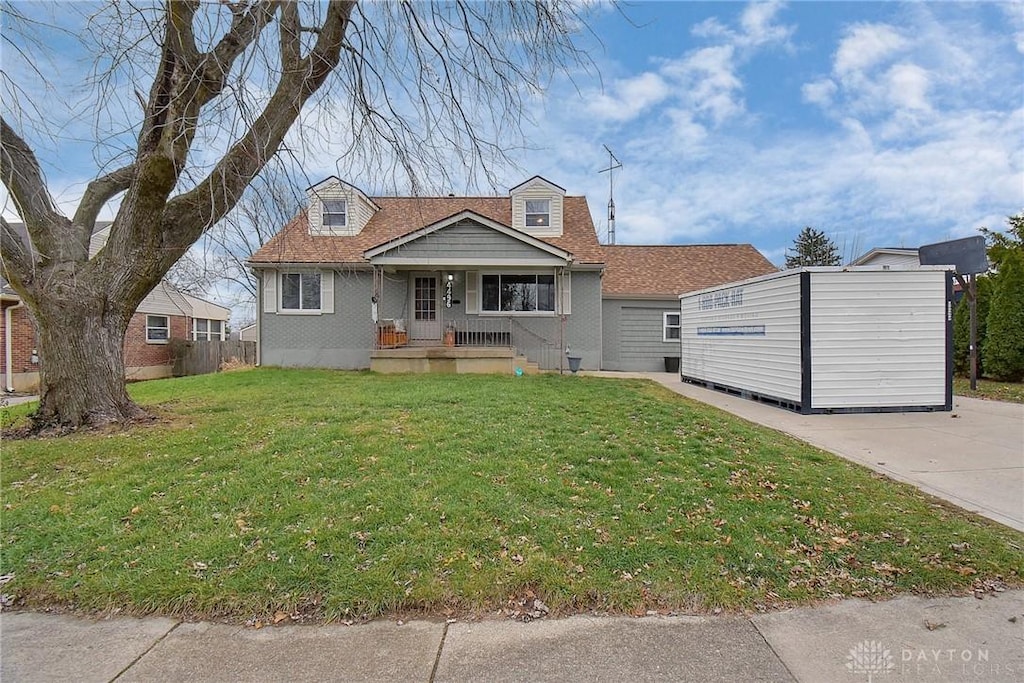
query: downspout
5 301 25 392
254 269 262 367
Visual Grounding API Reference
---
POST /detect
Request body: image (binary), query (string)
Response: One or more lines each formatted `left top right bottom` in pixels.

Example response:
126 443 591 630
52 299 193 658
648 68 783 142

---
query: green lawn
2 369 1021 623
954 377 1024 404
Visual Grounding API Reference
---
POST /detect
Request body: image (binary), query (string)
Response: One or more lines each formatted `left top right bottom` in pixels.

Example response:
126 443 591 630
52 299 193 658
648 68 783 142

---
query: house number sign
444 278 453 308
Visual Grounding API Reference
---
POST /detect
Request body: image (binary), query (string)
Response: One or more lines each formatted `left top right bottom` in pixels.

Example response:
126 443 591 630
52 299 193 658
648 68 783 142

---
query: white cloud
833 23 907 79
801 78 837 108
737 0 794 49
586 72 672 123
885 62 931 112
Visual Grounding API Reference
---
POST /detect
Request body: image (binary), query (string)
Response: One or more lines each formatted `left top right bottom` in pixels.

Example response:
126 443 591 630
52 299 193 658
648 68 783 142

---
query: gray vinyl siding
680 275 803 402
601 299 680 371
260 269 375 369
809 270 947 408
258 268 601 371
375 220 552 261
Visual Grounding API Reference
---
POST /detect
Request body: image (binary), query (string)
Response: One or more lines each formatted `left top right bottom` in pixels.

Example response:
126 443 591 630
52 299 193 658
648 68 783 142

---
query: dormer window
323 199 348 228
525 199 550 227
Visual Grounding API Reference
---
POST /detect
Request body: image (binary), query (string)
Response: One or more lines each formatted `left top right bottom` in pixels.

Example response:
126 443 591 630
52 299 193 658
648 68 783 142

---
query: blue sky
2 1 1022 278
505 1 1024 264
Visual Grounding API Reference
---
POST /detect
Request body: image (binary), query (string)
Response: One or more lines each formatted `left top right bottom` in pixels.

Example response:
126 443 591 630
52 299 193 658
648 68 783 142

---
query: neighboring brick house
2 224 230 393
248 175 778 373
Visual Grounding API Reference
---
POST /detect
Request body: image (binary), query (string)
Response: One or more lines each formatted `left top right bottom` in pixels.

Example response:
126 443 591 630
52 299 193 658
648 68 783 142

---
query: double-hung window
481 273 555 313
322 199 347 228
146 315 170 343
663 312 681 342
193 319 224 341
281 272 322 312
525 199 550 227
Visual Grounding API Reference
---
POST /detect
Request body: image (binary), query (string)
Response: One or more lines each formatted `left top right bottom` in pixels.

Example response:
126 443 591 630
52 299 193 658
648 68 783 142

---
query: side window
281 272 322 311
146 315 170 343
663 312 681 342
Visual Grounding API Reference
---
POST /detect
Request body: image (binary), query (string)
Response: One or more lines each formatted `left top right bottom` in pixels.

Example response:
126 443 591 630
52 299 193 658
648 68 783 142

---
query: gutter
4 301 25 392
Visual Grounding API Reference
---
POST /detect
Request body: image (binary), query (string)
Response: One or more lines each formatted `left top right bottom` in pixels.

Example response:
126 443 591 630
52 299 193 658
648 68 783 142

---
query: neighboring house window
663 312 681 342
481 274 555 312
323 199 347 228
281 272 321 311
146 315 170 343
525 199 550 227
193 319 223 341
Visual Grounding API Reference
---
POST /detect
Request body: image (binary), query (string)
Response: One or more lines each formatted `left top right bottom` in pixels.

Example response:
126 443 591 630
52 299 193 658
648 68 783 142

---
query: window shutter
465 271 479 313
263 270 277 313
321 269 334 314
560 269 572 315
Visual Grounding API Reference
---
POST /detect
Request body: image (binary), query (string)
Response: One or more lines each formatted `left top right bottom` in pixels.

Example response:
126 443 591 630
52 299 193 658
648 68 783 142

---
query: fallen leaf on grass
273 611 289 624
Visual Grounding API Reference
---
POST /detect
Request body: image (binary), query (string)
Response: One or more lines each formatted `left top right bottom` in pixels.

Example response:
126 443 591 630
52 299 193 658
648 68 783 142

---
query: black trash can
664 356 680 373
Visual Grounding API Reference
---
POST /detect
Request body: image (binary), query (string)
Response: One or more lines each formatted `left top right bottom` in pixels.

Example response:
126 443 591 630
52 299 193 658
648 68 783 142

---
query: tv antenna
598 145 622 244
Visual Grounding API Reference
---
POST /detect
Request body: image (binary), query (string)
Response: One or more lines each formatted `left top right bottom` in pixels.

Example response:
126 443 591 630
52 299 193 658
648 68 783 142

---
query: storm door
409 273 441 341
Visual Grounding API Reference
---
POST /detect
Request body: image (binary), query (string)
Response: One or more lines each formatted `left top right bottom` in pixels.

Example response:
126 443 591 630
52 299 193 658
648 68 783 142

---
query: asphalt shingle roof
601 244 778 297
249 196 605 265
249 195 778 298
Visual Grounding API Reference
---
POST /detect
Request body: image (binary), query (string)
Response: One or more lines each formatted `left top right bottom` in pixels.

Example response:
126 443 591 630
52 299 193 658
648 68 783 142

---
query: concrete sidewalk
624 373 1024 532
3 590 1022 682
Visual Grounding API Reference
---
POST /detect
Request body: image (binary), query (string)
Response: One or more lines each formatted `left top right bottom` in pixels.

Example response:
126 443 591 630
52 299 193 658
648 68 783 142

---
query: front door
409 273 441 341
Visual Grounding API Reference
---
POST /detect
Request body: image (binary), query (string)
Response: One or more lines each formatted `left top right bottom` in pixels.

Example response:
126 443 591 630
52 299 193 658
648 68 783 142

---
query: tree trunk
31 297 148 430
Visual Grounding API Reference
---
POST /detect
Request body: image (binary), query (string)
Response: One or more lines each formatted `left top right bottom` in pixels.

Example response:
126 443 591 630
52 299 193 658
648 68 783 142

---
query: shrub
983 256 1024 381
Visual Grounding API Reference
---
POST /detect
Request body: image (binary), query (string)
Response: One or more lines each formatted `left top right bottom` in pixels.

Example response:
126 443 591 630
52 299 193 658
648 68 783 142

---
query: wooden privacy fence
172 340 256 377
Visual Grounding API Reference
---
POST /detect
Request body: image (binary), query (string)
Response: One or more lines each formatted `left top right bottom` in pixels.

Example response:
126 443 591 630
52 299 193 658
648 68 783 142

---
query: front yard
2 369 1021 623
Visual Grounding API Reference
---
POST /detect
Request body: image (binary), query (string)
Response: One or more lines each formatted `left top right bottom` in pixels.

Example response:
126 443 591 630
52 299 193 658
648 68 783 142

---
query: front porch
370 345 541 375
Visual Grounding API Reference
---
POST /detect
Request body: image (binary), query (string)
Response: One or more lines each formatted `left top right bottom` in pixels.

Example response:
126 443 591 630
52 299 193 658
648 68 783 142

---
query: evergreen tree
983 255 1024 381
785 227 842 268
980 212 1024 274
952 276 992 377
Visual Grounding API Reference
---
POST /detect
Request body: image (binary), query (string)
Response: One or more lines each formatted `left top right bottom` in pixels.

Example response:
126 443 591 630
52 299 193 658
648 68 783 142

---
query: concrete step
513 356 541 375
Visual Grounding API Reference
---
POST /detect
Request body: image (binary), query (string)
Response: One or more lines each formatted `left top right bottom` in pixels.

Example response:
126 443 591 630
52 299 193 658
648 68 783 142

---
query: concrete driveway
628 373 1024 532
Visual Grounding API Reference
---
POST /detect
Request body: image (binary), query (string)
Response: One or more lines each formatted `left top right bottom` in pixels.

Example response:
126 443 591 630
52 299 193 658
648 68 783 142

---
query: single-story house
248 176 776 373
2 223 230 392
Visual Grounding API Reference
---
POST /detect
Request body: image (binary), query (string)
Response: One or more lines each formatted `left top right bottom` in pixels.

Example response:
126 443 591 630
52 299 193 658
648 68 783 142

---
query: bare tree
0 1 592 430
165 171 301 316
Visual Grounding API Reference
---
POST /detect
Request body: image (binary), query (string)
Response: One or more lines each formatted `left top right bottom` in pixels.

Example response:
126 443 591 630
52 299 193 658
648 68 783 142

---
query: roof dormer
510 176 565 237
306 177 379 236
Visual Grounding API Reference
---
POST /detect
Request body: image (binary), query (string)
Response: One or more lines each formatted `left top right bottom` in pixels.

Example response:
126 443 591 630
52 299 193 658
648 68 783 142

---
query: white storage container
678 267 953 413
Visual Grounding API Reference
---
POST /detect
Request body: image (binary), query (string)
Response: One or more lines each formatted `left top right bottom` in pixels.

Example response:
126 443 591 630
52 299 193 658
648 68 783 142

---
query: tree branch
161 1 355 268
0 116 76 266
72 164 136 233
0 216 35 291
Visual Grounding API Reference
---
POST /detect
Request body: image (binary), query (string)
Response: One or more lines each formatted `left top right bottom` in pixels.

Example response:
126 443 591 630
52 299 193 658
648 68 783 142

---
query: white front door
409 273 441 341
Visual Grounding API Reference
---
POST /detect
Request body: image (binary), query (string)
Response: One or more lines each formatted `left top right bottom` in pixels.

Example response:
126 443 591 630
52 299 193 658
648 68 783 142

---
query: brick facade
2 305 190 391
123 312 188 369
1 303 38 377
